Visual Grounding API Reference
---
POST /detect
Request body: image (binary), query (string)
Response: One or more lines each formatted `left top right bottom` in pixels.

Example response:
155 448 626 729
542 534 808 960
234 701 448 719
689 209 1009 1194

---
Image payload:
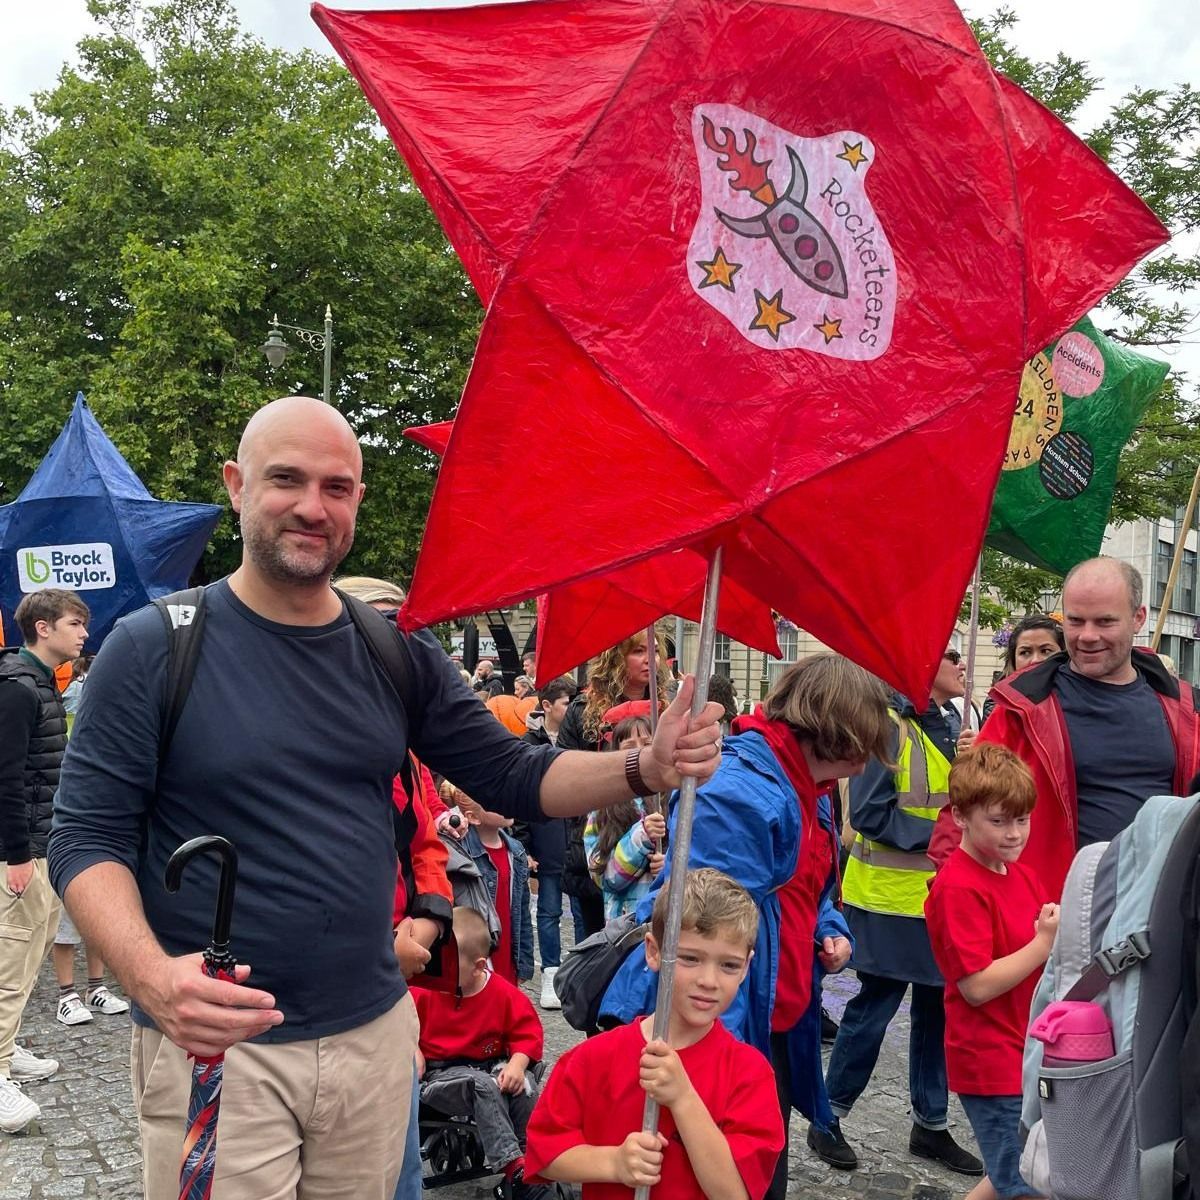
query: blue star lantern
0 393 222 649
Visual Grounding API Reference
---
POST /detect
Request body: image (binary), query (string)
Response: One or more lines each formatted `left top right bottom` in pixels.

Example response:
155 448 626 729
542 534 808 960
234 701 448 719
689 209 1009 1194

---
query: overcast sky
2 1 1196 377
4 0 1196 120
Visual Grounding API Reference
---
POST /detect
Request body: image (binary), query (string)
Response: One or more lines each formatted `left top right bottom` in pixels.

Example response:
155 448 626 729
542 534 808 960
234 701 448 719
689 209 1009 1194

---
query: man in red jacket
931 557 1200 898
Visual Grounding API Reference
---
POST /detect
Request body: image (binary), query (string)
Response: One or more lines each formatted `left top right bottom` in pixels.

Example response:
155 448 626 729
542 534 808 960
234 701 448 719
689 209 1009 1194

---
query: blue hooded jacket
599 730 850 1126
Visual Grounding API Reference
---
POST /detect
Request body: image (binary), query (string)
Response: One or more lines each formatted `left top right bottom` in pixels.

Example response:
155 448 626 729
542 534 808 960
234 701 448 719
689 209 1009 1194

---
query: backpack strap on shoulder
337 590 418 719
336 589 421 828
152 586 207 765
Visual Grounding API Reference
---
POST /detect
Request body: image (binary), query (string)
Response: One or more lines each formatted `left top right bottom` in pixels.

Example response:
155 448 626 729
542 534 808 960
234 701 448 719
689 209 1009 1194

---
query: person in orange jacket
487 678 539 736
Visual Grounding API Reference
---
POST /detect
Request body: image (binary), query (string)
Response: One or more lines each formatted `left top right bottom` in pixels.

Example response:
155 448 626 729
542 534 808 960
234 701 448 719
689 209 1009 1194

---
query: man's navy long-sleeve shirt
50 581 559 1041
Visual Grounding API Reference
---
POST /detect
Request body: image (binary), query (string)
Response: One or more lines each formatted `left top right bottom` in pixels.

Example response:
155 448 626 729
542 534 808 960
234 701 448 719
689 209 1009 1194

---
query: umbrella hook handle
165 835 239 978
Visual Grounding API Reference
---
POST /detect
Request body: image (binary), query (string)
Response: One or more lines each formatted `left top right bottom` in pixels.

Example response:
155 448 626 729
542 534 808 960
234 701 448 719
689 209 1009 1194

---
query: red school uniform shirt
924 847 1048 1095
524 1019 784 1200
412 972 544 1063
484 840 517 983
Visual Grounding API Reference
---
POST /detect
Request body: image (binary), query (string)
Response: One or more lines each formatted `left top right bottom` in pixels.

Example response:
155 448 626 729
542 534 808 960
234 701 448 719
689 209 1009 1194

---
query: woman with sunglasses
956 615 1065 753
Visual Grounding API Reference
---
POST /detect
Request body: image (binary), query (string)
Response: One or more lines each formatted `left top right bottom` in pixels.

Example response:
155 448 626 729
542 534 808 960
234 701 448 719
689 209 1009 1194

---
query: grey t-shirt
50 580 559 1041
1055 667 1175 846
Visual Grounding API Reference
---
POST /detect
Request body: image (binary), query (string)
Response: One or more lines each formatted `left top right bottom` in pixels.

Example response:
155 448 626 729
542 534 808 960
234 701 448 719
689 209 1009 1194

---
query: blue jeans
569 895 587 944
535 873 587 967
536 873 565 968
825 971 948 1130
392 1059 422 1199
959 1094 1040 1198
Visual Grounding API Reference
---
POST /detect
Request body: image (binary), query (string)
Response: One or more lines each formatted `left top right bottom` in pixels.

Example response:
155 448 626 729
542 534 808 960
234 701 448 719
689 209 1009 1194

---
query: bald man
49 397 724 1200
930 556 1200 898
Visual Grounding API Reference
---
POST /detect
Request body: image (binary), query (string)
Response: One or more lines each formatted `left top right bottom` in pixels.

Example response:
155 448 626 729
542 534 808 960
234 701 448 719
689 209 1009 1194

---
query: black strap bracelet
624 747 651 797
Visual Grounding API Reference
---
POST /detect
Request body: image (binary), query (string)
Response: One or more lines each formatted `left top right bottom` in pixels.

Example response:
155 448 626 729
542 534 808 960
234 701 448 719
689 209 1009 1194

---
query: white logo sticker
17 543 116 593
689 104 896 360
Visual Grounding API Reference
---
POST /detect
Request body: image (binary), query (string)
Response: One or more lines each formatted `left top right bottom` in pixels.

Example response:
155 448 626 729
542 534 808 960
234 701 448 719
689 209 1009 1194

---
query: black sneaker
806 1119 858 1169
820 1006 839 1045
908 1124 984 1175
511 1174 555 1199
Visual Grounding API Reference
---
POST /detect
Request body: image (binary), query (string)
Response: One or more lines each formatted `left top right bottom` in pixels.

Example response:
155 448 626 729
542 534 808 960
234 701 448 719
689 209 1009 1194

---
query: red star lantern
404 421 781 682
317 0 1167 702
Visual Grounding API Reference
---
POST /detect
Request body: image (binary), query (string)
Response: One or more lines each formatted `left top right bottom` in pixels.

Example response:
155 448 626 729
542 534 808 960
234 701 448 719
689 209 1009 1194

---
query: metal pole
1151 462 1200 651
645 624 663 842
634 547 723 1200
674 616 685 686
322 305 333 406
645 623 659 738
960 554 982 734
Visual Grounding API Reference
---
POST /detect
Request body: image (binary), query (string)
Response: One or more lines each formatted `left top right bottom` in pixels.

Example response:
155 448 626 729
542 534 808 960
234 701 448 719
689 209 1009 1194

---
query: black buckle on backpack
1095 930 1151 977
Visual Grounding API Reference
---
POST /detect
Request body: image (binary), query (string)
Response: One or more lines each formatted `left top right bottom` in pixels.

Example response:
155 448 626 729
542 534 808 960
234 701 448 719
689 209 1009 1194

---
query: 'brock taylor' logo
688 104 896 360
17 542 116 593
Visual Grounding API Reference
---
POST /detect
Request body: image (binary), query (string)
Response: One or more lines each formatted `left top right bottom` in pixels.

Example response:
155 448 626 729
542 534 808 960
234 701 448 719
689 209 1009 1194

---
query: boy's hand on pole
639 1038 694 1108
615 1131 666 1188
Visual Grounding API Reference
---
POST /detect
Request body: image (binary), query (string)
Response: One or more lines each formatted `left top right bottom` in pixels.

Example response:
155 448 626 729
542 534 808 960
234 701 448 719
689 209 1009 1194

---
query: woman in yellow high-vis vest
809 650 984 1176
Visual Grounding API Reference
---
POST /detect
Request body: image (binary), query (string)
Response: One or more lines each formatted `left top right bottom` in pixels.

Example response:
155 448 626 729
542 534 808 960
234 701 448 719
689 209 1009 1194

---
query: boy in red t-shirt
525 868 785 1199
925 744 1060 1200
413 907 549 1199
445 788 534 985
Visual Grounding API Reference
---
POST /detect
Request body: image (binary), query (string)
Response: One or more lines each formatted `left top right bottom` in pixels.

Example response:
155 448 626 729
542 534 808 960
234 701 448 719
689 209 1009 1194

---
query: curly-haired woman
557 631 670 753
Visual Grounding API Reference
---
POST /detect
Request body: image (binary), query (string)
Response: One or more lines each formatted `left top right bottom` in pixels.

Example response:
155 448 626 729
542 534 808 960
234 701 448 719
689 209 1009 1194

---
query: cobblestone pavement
0 950 979 1200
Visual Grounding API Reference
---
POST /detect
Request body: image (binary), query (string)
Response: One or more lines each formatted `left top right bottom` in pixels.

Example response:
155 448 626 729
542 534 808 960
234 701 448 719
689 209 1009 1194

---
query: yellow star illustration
836 141 868 170
814 314 844 344
696 247 742 291
750 290 796 341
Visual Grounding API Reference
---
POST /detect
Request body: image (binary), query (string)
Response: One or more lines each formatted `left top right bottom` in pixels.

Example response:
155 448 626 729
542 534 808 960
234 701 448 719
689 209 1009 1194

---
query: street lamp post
260 306 334 405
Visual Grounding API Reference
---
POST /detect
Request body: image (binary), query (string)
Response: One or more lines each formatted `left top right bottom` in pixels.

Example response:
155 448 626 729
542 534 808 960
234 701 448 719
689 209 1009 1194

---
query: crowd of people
2 395 1196 1200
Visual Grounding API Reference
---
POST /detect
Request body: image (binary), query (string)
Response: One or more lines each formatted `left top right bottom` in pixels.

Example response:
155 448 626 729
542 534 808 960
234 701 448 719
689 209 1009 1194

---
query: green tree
1 3 1197 607
0 0 479 582
972 9 1200 612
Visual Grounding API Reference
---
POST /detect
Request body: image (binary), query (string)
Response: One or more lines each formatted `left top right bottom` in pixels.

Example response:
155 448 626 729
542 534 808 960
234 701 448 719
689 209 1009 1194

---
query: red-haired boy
925 744 1060 1200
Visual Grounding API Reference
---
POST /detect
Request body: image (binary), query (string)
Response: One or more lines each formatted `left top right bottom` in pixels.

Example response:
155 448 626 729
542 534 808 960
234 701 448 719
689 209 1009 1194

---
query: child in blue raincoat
600 654 893 1200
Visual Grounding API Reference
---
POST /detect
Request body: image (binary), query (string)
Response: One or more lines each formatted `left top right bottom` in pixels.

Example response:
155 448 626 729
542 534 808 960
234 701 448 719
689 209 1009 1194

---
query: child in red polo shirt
925 744 1060 1200
413 906 548 1198
524 868 784 1199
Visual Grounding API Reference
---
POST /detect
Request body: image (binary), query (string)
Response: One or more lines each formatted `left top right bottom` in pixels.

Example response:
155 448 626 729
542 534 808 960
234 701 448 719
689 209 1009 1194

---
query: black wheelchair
419 1103 577 1196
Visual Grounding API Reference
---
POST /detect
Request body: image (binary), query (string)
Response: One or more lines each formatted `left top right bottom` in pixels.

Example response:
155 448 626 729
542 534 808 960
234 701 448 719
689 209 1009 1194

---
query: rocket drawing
715 146 848 300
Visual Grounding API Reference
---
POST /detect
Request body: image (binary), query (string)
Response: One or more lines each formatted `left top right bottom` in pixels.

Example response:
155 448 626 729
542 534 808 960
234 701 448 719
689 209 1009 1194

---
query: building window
713 633 732 678
1156 539 1174 609
765 622 799 690
1182 549 1197 615
1179 638 1196 683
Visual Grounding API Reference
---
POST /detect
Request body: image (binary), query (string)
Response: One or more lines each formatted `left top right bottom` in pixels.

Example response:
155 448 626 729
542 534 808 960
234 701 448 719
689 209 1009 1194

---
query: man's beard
241 516 350 584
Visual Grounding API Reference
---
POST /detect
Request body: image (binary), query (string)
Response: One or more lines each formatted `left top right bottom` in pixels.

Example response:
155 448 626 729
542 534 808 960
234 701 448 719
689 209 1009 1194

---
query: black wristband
625 747 651 797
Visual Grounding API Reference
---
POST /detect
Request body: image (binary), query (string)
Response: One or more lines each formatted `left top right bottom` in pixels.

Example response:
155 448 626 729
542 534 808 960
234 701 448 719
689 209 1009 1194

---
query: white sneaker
0 1076 40 1133
57 991 94 1026
9 1044 58 1082
86 985 130 1015
540 967 562 1010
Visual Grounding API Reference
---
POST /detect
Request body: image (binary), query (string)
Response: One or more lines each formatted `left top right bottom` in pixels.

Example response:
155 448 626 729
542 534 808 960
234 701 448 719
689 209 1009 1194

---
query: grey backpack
1021 793 1200 1200
553 912 649 1032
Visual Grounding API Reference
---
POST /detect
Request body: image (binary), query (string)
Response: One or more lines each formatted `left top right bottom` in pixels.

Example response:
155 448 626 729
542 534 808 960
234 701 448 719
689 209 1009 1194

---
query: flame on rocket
702 117 848 301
